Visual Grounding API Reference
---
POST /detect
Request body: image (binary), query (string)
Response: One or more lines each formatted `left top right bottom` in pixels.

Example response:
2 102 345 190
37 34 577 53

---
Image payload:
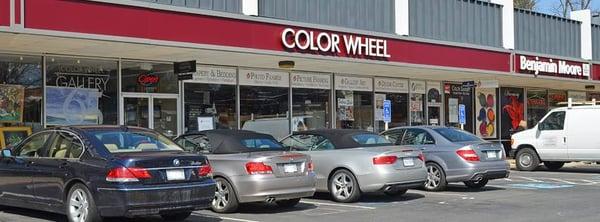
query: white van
511 105 600 171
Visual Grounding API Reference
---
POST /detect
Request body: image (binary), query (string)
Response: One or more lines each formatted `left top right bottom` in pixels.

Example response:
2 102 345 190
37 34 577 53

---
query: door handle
420 148 427 151
59 162 69 168
563 137 567 143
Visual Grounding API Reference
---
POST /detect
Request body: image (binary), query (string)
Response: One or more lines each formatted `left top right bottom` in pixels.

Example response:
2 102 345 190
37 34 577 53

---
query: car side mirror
1 149 13 158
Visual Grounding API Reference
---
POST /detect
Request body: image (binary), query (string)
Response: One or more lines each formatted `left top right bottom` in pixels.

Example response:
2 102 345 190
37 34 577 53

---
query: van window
539 111 565 131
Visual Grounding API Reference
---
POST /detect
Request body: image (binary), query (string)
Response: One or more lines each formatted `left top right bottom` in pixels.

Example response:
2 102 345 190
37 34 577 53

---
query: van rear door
535 111 568 160
566 108 600 160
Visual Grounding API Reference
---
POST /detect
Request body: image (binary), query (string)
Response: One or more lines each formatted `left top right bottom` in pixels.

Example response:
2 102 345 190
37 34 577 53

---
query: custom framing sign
238 69 290 87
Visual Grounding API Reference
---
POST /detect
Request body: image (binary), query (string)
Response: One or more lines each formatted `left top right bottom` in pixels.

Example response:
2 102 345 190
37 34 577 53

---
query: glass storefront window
240 86 289 139
375 93 408 132
410 94 425 126
45 57 118 126
184 83 236 132
0 54 43 134
336 90 373 130
444 83 474 132
121 61 178 94
292 88 331 131
527 89 548 128
548 90 567 109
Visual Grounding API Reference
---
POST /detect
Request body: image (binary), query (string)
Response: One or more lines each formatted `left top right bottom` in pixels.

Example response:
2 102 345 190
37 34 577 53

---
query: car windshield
351 134 392 146
240 138 285 151
88 130 183 153
433 128 482 142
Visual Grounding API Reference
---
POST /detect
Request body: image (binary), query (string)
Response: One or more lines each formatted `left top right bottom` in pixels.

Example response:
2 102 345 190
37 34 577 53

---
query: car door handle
59 162 69 169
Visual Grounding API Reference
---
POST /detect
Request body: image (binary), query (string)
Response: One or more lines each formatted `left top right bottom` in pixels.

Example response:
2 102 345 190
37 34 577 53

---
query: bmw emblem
173 159 180 167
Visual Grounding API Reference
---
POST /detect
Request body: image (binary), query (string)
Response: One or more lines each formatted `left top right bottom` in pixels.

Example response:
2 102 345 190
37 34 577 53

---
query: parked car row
0 125 510 222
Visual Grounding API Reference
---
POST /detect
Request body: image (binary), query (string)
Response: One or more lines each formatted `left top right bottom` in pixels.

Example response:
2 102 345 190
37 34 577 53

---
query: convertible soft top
292 129 381 149
189 130 282 154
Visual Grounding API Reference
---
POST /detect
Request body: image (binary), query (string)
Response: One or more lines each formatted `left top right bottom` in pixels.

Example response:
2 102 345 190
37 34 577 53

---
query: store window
335 76 373 131
239 69 290 139
548 90 566 109
527 89 548 128
0 54 42 135
121 61 178 94
499 87 525 139
45 57 118 126
291 72 331 131
374 78 409 132
410 80 426 126
427 82 442 126
183 66 237 132
444 83 474 132
475 87 498 139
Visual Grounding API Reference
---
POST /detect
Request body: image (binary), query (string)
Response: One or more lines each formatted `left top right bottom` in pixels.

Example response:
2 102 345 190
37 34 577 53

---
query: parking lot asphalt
2 165 600 222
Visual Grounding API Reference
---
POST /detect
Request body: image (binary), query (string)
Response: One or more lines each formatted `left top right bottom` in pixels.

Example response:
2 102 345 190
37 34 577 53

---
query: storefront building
1 0 600 151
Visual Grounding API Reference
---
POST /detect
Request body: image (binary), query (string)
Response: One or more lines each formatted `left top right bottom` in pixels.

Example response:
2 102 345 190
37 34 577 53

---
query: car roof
181 129 279 154
291 129 379 149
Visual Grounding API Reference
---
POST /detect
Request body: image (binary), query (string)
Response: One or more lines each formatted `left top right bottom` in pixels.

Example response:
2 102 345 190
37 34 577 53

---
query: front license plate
166 169 185 181
283 164 298 173
403 158 415 167
487 151 497 159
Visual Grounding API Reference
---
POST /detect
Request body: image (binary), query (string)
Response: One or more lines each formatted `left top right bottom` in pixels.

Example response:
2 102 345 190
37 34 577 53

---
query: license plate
403 158 415 167
166 169 185 181
283 164 298 173
487 151 497 159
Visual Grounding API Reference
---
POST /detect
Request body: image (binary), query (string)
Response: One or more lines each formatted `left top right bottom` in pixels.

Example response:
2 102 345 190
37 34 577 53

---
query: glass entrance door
121 94 180 137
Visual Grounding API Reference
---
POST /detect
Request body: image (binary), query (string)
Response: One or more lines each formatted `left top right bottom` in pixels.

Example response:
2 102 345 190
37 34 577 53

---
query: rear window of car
351 134 392 146
433 128 482 142
88 130 183 153
241 138 284 150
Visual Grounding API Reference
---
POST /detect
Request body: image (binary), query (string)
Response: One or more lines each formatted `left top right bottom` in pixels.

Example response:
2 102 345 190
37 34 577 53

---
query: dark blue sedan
0 125 215 222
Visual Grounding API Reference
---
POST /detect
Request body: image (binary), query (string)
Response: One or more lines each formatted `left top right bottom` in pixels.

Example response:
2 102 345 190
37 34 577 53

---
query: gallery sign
191 66 237 85
281 28 391 59
374 77 408 93
238 69 289 87
291 72 331 89
335 76 373 91
516 55 590 79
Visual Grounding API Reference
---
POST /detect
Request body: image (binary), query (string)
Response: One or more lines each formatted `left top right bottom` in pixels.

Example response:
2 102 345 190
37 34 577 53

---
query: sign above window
516 55 590 79
335 75 373 91
291 72 331 89
238 69 289 87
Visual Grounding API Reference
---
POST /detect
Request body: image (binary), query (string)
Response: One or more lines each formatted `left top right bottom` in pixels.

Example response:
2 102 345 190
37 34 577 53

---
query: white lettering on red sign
281 28 391 58
519 56 588 77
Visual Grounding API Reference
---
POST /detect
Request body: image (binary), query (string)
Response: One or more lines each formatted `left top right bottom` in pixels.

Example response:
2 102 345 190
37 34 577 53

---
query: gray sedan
281 129 427 203
381 126 509 191
175 130 316 213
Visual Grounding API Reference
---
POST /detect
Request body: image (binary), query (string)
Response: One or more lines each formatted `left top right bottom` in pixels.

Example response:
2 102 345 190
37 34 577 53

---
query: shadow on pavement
233 202 318 214
0 206 67 222
308 191 425 203
443 184 507 193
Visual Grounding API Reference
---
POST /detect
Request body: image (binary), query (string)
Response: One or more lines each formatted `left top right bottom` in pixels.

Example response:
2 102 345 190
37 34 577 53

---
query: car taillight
245 162 273 175
373 156 398 165
418 153 425 162
307 161 314 172
456 147 480 162
198 164 212 177
106 167 152 182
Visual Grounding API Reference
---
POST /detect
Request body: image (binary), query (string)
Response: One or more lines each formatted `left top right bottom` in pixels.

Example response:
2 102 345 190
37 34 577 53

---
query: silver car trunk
245 151 310 177
359 145 423 169
457 142 504 162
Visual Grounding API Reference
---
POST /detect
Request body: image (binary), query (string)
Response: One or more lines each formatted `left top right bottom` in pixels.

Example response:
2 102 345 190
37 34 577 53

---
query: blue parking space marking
509 183 575 189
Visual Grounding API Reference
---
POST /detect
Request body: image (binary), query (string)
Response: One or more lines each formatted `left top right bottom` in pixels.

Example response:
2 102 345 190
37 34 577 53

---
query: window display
291 72 331 131
548 90 567 109
444 83 473 132
500 87 525 139
0 55 42 131
121 61 178 94
46 57 118 125
527 89 548 129
410 80 426 126
374 78 409 132
427 82 442 126
475 87 498 138
335 76 373 130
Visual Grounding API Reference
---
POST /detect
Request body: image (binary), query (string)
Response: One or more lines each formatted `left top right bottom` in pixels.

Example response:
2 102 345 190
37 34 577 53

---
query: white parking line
503 178 512 181
515 176 544 183
409 190 467 197
580 179 598 185
544 178 578 185
300 200 376 210
191 213 260 222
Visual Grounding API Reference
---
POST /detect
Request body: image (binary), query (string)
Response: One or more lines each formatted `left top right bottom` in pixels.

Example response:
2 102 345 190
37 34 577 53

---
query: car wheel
383 188 408 196
464 179 489 189
424 162 447 192
66 183 101 222
211 177 239 213
544 161 565 171
161 211 192 221
329 169 361 203
275 198 301 208
516 148 540 171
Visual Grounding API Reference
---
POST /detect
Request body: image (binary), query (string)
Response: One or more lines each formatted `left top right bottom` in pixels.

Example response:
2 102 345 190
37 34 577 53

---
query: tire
383 188 408 196
66 183 102 222
211 177 239 213
515 148 540 171
424 162 447 192
464 179 489 189
275 198 301 208
161 211 192 221
329 169 361 203
544 161 565 171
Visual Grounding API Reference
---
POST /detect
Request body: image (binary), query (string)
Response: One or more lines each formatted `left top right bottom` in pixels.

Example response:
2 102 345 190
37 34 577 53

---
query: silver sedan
175 130 316 213
281 129 427 203
381 126 510 191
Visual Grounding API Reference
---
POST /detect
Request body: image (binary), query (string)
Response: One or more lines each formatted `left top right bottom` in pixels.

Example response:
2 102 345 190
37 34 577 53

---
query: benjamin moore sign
516 55 590 79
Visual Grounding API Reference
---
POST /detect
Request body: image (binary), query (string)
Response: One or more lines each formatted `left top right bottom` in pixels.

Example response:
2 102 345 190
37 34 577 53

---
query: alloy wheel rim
69 189 89 222
426 165 441 189
332 173 354 200
520 154 532 167
212 180 230 209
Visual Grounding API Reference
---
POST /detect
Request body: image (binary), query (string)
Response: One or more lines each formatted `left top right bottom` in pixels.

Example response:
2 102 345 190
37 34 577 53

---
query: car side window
539 111 565 131
16 132 52 158
382 129 405 145
401 129 436 145
281 134 334 151
177 135 211 153
313 139 335 151
49 131 84 159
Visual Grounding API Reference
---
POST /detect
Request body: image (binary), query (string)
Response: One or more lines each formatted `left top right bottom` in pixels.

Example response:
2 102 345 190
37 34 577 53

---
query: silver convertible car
281 129 427 203
175 130 316 213
381 126 509 191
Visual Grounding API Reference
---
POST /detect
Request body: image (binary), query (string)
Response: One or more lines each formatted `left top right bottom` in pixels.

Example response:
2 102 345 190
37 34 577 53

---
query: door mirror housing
1 149 13 158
